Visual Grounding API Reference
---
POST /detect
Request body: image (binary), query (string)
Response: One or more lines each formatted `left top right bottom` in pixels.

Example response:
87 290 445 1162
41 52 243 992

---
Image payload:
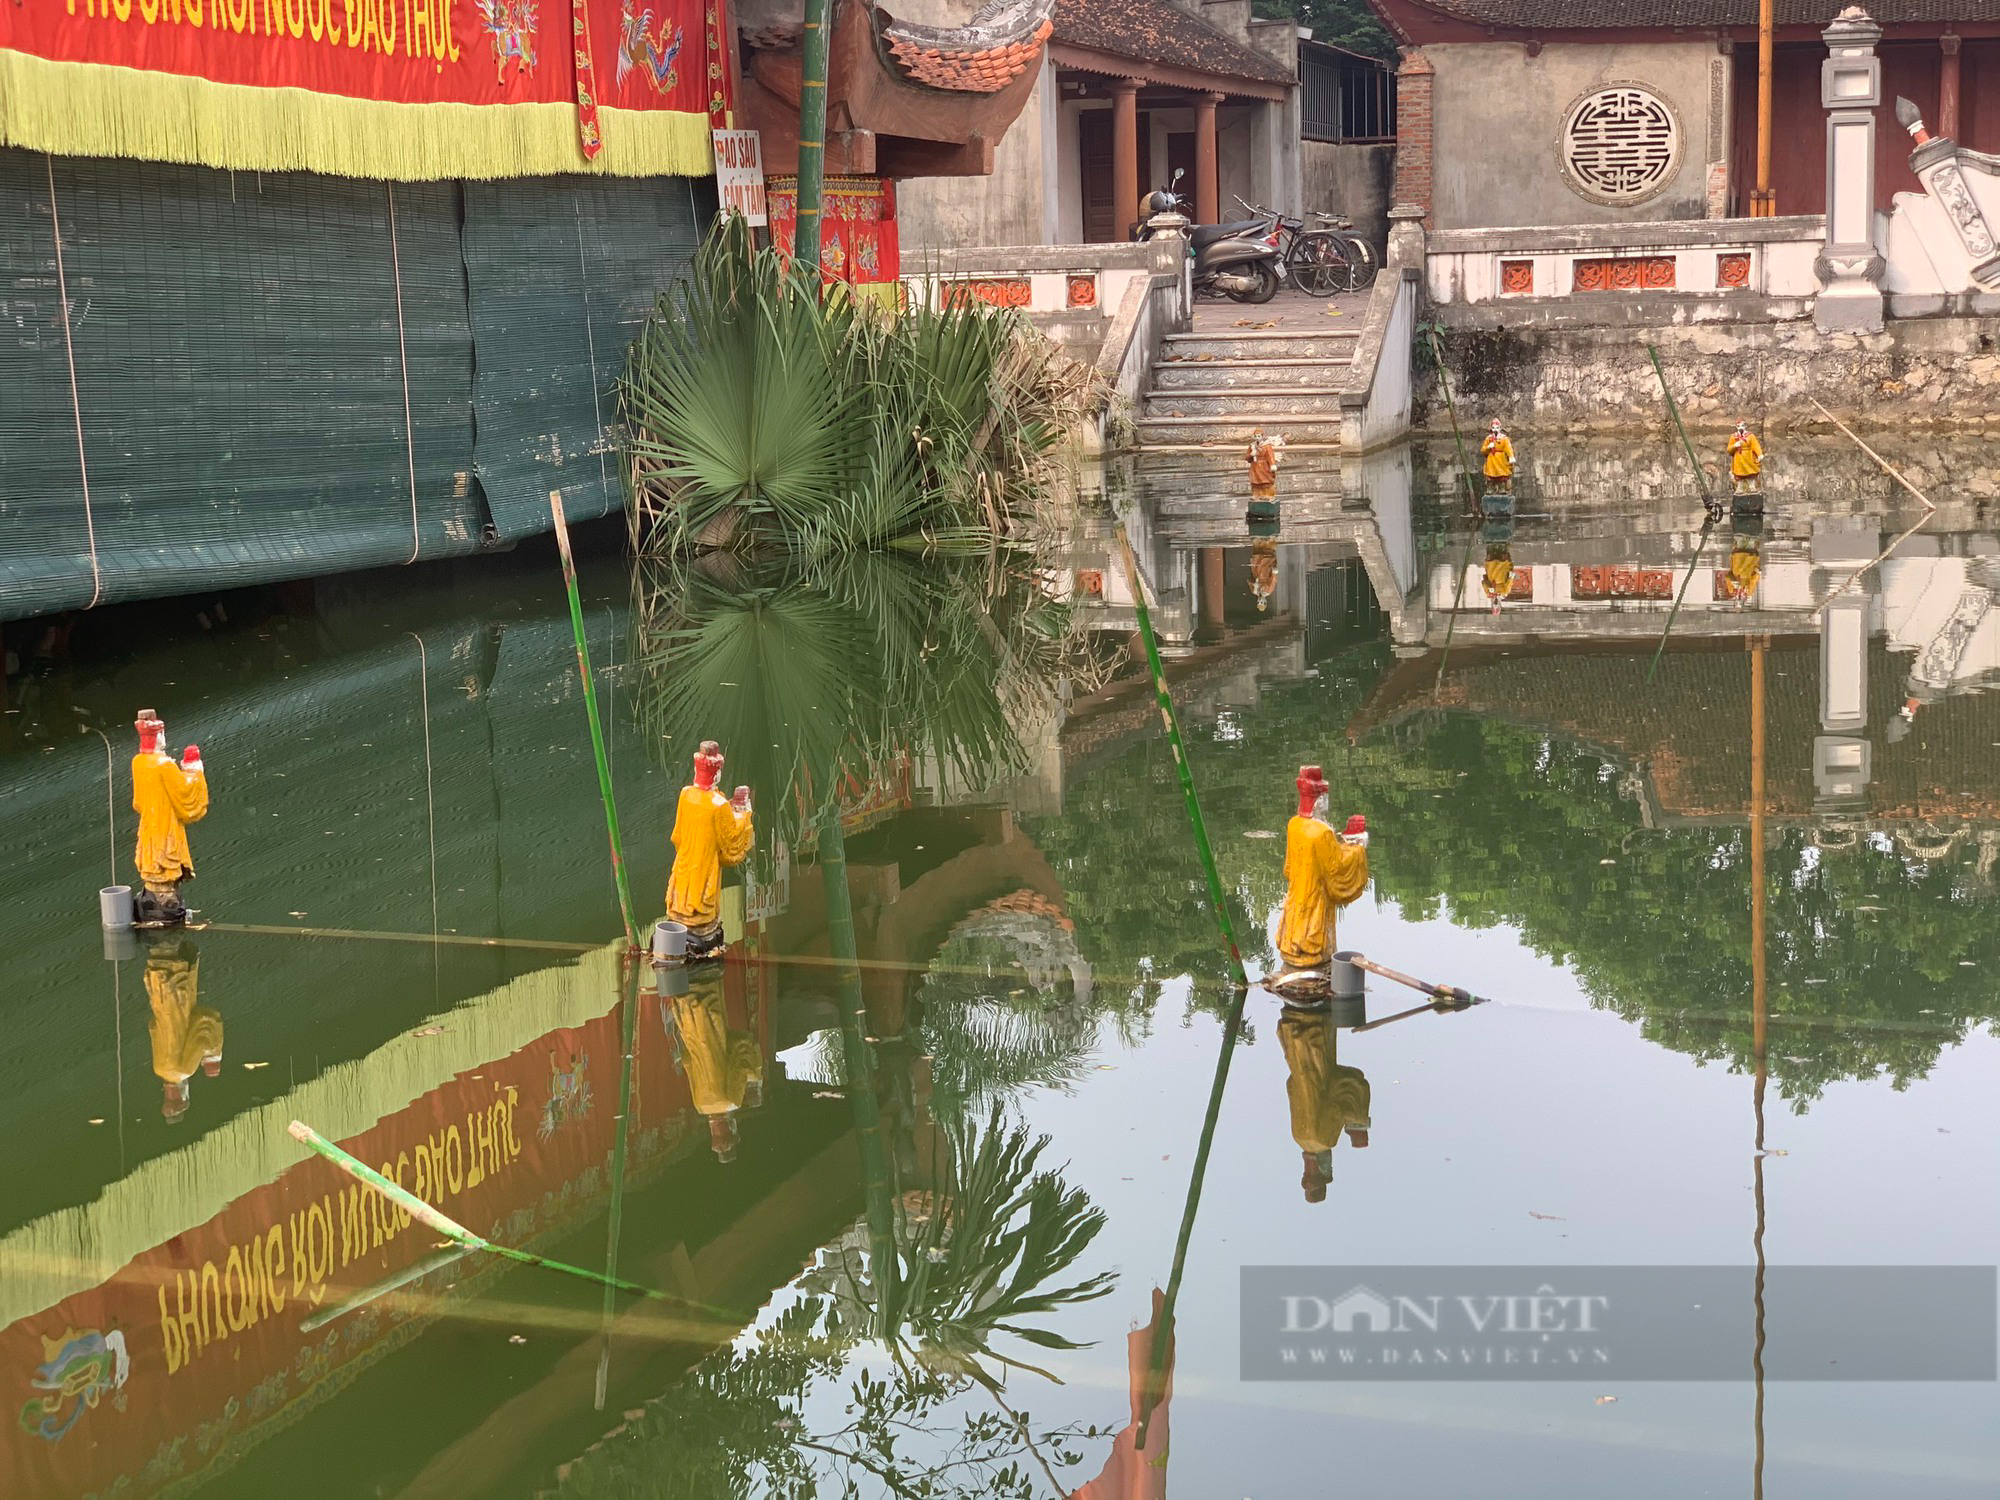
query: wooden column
1112 80 1141 241
1752 0 1775 215
1940 34 1962 139
1194 92 1222 226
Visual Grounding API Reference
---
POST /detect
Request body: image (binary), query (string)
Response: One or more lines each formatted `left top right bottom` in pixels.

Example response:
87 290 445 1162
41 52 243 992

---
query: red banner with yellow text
0 0 733 179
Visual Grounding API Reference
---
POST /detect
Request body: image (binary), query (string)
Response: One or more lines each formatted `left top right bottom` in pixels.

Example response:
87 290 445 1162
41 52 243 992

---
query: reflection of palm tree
634 550 1079 852
547 1107 1113 1499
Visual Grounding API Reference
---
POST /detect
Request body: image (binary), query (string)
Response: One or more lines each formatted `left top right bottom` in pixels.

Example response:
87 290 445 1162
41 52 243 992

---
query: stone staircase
1135 326 1361 450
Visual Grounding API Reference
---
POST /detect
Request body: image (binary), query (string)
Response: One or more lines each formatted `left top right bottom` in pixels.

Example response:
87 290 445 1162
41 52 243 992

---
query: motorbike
1134 169 1283 304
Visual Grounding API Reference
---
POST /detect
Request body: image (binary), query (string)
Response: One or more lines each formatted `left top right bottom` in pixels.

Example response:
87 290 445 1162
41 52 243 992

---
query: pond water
2 437 1997 1499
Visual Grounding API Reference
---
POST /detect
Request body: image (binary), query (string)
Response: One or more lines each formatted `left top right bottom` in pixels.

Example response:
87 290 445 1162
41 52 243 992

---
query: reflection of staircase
1136 326 1360 449
1129 448 1352 516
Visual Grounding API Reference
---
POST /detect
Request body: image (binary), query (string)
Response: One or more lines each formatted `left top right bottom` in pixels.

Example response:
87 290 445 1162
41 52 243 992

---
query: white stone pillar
1815 6 1886 334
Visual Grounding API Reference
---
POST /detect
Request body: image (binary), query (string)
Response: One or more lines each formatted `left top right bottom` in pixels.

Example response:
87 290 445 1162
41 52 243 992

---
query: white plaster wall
896 67 1053 251
1427 41 1721 232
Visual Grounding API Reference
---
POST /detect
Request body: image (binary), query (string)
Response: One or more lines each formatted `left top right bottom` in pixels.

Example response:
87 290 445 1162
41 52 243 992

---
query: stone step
1143 388 1348 419
1151 357 1353 392
1162 328 1360 363
1133 413 1346 449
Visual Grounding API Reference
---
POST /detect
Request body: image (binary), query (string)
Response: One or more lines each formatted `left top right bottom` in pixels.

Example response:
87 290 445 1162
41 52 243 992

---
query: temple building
1368 0 2000 229
897 0 1309 249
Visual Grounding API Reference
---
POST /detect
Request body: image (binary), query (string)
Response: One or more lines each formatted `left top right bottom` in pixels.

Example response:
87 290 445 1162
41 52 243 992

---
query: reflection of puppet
665 973 763 1162
1728 421 1764 495
1721 514 1763 603
146 939 221 1123
1482 545 1514 612
1480 420 1514 494
665 740 754 957
131 710 208 927
1249 540 1278 614
1275 766 1369 974
1075 1286 1173 1500
1279 1005 1370 1203
1245 429 1284 500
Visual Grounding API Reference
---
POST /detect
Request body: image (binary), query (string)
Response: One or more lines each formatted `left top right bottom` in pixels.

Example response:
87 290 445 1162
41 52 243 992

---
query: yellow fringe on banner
0 939 628 1329
0 50 714 181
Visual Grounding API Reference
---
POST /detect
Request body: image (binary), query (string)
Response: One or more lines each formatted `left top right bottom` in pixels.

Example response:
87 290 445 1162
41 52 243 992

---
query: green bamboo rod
1644 346 1721 685
1115 529 1250 991
1428 326 1484 688
1137 982 1247 1447
287 1120 711 1307
550 493 641 952
794 0 831 278
594 954 645 1409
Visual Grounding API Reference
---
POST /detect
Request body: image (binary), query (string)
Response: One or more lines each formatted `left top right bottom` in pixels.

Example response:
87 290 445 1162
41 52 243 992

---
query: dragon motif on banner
619 0 686 94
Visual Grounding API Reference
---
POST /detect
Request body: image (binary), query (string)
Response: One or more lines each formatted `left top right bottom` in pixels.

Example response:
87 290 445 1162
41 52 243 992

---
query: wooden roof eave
1049 41 1290 101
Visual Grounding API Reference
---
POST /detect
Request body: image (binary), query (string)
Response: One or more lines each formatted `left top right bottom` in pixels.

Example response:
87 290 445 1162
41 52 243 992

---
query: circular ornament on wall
1559 84 1682 206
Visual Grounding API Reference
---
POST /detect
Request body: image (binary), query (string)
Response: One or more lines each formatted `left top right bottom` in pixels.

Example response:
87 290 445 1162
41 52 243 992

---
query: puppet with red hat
665 740 755 958
130 708 209 927
1269 765 1370 1001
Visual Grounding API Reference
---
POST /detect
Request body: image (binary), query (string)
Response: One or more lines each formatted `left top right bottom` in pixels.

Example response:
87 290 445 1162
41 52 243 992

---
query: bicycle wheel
1290 231 1350 297
1338 233 1379 291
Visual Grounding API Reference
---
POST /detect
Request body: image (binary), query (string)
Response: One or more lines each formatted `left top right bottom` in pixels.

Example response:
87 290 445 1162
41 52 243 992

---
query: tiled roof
1051 0 1296 87
1394 0 1996 27
887 19 1054 91
882 0 1056 93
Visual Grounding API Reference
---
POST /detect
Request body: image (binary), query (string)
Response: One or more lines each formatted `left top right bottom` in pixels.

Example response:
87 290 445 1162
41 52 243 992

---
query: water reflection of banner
0 0 727 179
0 998 689 1500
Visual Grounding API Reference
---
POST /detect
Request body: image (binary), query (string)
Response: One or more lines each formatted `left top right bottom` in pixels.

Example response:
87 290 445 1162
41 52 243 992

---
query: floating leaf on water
508 1335 527 1345
412 1026 447 1038
1529 1211 1565 1221
288 911 308 918
1594 1395 1618 1406
1600 859 1616 866
87 1118 105 1125
1243 829 1280 839
242 1061 269 1070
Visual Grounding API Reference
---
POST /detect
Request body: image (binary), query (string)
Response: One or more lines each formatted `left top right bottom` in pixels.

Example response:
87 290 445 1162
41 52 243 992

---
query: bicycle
1232 197 1360 296
1308 212 1378 291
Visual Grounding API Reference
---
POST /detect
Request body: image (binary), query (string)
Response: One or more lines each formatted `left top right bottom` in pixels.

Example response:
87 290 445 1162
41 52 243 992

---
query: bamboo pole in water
1137 982 1247 1447
1428 326 1484 689
1115 529 1250 991
287 1120 709 1306
549 493 641 952
1645 345 1721 684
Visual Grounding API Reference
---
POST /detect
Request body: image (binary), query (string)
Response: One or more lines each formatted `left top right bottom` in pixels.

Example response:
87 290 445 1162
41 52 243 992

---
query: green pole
594 953 644 1409
550 493 642 951
1428 327 1483 688
794 0 831 279
1644 346 1721 685
818 801 900 1334
1115 530 1249 991
286 1119 735 1311
1136 982 1247 1447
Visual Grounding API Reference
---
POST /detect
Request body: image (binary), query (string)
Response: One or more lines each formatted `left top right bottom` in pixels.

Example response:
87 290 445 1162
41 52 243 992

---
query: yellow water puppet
1728 421 1764 495
1273 766 1370 991
1482 544 1515 612
145 939 221 1124
1278 1004 1370 1203
1480 419 1515 494
131 709 208 927
665 740 753 958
